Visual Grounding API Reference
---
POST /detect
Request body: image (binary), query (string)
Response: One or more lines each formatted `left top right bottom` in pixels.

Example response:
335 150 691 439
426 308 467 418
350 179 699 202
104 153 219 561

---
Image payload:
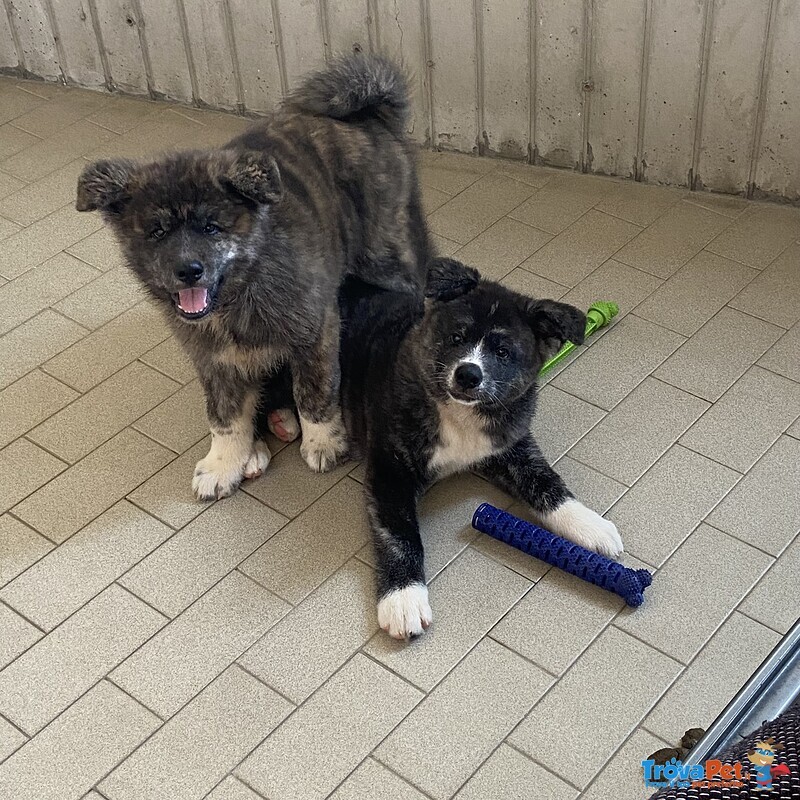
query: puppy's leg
477 435 623 557
366 460 431 640
193 370 264 500
292 309 348 473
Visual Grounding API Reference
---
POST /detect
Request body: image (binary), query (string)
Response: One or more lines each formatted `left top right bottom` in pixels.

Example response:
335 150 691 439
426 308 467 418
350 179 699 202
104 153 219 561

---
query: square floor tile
580 728 668 800
29 361 180 463
427 173 535 244
453 217 551 280
568 378 709 486
509 173 616 234
595 182 684 227
239 559 377 703
614 201 731 278
0 310 87 391
0 514 53 588
240 478 370 604
376 638 552 799
0 500 172 631
654 306 783 402
99 666 291 800
531 385 606 463
559 259 663 322
0 439 66 514
644 612 780 741
13 429 173 543
679 366 800 473
728 242 800 329
0 585 165 734
492 567 624 676
0 681 159 800
758 322 800 383
739 536 800 634
706 204 800 268
706 435 800 556
330 759 427 800
364 549 531 691
635 250 758 336
0 370 78 449
607 444 740 567
0 253 97 335
552 314 685 410
119 492 286 617
519 210 641 287
455 745 578 800
110 571 290 718
615 524 773 664
510 626 681 789
236 655 422 800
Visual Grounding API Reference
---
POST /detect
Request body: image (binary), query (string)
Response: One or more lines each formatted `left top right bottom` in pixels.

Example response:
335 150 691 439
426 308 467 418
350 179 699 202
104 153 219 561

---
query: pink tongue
177 287 209 314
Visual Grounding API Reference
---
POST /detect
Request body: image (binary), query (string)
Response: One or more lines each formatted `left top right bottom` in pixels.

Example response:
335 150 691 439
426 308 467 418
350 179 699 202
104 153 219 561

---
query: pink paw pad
267 409 300 443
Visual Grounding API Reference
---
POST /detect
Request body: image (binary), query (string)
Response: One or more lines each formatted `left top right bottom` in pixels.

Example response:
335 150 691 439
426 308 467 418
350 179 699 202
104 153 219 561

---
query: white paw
267 408 300 443
192 455 245 500
299 415 347 473
541 499 624 558
243 440 272 480
377 583 433 640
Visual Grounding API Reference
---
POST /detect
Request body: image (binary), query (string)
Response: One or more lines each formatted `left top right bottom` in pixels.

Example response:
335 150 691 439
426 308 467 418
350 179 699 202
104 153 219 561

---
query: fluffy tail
286 54 410 136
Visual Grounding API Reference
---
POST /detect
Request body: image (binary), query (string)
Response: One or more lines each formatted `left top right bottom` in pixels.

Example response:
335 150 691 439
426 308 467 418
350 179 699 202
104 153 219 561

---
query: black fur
263 258 620 638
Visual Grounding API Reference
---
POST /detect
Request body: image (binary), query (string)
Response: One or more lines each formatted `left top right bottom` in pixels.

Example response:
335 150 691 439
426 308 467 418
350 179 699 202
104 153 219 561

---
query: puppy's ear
226 151 283 204
76 159 135 213
525 299 586 355
425 258 480 302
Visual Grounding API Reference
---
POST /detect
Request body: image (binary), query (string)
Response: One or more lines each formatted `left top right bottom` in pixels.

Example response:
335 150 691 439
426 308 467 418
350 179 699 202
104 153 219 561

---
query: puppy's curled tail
286 54 410 137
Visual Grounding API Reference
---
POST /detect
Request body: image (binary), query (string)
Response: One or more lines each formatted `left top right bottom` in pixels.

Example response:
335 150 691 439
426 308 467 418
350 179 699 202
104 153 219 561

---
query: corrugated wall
1 0 798 201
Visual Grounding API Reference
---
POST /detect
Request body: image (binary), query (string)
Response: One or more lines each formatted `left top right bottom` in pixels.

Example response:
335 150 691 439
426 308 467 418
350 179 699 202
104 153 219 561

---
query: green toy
539 300 619 376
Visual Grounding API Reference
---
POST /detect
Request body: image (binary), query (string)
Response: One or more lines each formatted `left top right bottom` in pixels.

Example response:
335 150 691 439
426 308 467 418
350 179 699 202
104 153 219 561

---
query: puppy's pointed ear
76 159 136 213
525 298 586 355
226 151 283 204
425 258 480 302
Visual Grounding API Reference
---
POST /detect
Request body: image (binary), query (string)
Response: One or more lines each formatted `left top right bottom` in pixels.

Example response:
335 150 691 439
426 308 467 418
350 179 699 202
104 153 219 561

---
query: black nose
175 261 204 284
454 362 483 390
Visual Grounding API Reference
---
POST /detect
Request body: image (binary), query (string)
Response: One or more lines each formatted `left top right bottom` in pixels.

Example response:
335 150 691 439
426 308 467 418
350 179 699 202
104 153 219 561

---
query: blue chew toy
472 503 652 607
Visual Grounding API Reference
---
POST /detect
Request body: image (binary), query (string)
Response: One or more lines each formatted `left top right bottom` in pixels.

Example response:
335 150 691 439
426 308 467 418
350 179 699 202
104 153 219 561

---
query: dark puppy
336 259 623 639
75 54 429 500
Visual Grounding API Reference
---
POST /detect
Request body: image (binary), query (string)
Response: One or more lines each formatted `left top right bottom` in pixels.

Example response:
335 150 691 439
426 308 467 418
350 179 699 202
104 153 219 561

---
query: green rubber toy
539 301 619 376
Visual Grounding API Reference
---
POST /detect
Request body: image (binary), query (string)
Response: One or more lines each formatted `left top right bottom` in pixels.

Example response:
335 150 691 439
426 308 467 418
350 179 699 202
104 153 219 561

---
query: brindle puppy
76 54 430 499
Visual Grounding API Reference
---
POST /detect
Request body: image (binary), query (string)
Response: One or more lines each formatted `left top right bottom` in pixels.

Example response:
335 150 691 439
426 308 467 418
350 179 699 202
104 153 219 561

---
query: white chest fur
429 401 498 476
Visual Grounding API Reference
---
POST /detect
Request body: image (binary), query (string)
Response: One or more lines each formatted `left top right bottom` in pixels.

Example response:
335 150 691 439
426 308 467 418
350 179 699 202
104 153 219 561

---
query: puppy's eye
203 222 221 236
150 227 166 241
496 346 510 359
450 333 464 345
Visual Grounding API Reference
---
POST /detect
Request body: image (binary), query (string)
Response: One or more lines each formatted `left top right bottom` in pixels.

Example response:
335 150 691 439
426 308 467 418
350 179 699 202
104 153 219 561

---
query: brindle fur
76 54 430 497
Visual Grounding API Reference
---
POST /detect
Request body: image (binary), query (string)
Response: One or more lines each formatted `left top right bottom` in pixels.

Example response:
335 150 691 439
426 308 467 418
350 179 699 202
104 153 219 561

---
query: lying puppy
338 259 623 639
75 54 429 500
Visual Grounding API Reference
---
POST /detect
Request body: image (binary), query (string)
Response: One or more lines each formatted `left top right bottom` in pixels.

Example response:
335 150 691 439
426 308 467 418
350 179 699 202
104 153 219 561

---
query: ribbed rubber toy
472 503 652 607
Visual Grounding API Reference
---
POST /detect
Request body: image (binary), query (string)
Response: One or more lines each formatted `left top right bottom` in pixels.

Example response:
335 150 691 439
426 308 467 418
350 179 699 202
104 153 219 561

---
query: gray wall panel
2 0 799 200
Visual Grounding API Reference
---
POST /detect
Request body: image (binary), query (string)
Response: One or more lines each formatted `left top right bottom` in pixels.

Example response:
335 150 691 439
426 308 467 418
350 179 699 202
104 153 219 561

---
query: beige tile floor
0 76 798 800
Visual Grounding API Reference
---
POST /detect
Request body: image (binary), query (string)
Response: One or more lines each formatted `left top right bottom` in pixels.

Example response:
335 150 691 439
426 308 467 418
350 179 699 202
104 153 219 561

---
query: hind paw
267 408 300 443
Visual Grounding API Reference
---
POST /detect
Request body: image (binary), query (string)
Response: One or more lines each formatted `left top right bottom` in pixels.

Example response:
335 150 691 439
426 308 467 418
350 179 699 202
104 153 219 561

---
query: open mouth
173 286 216 320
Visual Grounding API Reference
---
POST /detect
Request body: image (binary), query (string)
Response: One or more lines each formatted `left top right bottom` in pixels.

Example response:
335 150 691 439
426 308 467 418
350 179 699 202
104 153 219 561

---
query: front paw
243 440 271 480
544 499 623 558
377 583 433 640
299 416 347 473
192 455 245 500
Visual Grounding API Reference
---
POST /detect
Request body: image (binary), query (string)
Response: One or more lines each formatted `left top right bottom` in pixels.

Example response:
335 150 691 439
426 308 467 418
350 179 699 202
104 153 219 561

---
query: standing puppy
76 55 429 499
337 259 623 639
